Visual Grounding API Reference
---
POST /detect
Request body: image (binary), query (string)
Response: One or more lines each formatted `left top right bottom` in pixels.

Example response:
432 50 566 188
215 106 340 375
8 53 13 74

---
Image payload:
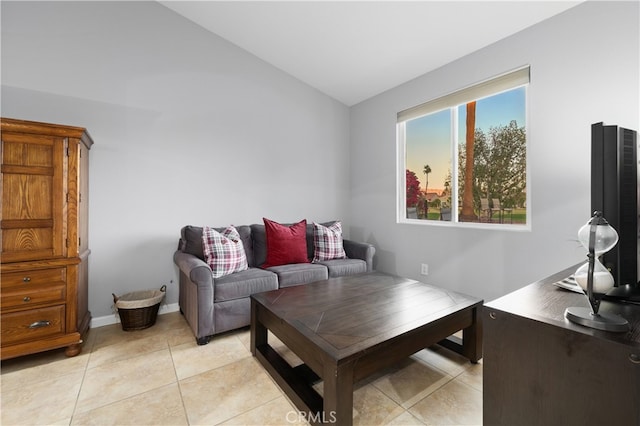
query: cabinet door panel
3 174 53 218
2 136 54 167
484 309 640 426
1 133 66 262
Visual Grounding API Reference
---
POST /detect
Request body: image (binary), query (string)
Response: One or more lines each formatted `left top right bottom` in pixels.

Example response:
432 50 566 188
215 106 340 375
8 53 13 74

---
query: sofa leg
196 336 210 346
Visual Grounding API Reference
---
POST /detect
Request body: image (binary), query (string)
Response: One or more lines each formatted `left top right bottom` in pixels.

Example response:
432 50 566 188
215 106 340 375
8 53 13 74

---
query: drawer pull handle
489 312 497 320
23 296 31 302
23 277 31 283
630 354 640 364
28 320 51 329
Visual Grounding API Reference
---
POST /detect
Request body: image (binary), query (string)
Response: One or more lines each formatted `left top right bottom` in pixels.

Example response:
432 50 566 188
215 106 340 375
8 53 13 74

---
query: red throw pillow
262 218 309 268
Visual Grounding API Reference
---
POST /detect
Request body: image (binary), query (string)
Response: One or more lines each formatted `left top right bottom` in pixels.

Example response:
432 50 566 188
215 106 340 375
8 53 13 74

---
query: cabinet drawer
1 268 66 289
1 306 65 345
1 285 66 309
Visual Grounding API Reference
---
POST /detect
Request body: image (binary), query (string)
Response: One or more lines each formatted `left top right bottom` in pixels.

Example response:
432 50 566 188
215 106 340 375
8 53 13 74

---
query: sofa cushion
202 226 249 278
250 224 268 267
312 221 347 262
262 218 309 268
181 225 206 260
268 263 328 288
213 268 278 302
317 258 367 278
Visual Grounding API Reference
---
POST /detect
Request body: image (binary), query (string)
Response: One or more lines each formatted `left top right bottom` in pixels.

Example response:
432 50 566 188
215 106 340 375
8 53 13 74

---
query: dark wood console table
483 266 640 425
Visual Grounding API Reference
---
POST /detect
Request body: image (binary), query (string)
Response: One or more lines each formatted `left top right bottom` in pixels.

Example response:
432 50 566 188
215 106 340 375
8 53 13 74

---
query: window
397 67 529 227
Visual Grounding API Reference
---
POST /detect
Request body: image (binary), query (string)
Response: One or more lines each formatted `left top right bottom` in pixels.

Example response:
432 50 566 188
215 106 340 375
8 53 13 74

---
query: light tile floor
1 312 482 425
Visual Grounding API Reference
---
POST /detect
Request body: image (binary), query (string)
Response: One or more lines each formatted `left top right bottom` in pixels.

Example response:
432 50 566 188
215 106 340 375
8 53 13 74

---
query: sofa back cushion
250 224 268 267
180 221 340 269
180 225 205 259
180 225 255 267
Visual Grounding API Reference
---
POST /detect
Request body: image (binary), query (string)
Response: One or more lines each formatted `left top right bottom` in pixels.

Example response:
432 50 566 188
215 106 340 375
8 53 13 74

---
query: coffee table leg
250 299 267 356
463 305 483 363
323 362 354 425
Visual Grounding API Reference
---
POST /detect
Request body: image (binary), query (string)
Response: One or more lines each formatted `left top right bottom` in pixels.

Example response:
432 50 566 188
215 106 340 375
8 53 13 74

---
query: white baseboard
90 302 180 329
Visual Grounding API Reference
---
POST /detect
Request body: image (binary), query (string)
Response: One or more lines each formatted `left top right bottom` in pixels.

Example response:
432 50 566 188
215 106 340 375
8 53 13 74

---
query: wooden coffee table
250 272 483 425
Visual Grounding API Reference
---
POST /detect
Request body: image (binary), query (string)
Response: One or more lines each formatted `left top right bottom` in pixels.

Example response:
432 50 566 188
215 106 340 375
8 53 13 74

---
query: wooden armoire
1 118 92 360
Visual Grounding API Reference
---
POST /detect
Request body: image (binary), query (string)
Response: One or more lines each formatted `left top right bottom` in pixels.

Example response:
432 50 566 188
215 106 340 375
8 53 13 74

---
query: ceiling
160 1 582 106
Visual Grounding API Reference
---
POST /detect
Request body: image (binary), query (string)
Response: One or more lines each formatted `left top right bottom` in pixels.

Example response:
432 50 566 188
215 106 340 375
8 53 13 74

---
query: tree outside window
398 68 528 227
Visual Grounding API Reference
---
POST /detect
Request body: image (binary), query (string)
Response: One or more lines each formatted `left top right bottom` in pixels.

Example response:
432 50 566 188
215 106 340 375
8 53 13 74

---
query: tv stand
484 266 640 425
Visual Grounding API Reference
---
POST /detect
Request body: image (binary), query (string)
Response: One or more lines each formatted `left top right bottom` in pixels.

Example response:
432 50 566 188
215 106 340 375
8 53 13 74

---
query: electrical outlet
421 263 429 275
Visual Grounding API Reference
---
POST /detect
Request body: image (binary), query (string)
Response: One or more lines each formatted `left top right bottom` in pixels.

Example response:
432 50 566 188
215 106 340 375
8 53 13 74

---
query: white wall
2 1 638 319
349 1 639 302
1 1 351 317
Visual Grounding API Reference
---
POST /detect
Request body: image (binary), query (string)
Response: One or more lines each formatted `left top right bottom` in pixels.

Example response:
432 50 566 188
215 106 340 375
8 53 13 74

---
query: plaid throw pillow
202 226 249 278
312 221 347 262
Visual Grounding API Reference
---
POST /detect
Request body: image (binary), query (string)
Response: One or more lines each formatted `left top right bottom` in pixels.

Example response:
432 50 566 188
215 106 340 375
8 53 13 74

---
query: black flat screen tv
591 122 640 302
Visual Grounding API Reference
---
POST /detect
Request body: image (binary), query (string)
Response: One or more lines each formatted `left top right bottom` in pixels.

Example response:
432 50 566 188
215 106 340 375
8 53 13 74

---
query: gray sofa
173 223 375 344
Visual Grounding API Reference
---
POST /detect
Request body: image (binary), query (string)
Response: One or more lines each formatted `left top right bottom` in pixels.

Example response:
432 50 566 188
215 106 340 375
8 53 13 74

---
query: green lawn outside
422 208 526 224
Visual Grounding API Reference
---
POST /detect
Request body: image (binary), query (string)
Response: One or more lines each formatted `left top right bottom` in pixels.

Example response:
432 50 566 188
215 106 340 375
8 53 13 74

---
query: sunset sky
406 86 526 193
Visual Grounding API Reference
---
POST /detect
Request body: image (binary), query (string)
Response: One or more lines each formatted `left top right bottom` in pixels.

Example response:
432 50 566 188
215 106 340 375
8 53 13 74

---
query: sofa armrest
174 251 214 287
174 250 217 341
343 239 376 272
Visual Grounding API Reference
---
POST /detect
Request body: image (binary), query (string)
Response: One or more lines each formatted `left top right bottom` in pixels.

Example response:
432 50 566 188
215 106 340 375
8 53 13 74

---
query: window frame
396 66 531 231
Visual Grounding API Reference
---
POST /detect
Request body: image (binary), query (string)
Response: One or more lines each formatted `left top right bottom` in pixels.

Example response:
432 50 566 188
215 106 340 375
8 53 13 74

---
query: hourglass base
565 307 629 332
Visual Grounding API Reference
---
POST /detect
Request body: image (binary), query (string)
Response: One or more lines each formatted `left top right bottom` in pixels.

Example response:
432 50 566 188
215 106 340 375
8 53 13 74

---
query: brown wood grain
484 265 640 425
251 272 483 425
1 118 92 360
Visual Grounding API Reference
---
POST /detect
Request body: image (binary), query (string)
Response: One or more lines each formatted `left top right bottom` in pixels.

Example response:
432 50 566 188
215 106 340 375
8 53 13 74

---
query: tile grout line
1 313 482 425
72 328 179 420
168 336 192 425
68 353 91 424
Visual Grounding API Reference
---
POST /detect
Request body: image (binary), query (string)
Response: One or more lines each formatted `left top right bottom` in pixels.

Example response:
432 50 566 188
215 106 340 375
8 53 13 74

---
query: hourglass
564 211 628 332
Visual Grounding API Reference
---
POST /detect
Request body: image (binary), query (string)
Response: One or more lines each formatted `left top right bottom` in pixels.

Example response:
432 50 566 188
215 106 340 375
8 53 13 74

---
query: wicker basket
113 285 166 331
